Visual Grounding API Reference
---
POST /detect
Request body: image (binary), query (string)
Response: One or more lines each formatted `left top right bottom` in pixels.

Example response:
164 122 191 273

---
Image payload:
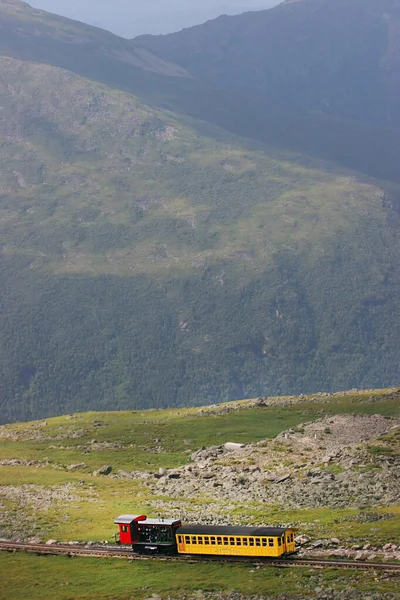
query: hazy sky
29 0 281 38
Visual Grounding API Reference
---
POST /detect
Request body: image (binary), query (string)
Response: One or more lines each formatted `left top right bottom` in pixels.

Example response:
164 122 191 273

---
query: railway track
1 541 399 571
0 541 133 559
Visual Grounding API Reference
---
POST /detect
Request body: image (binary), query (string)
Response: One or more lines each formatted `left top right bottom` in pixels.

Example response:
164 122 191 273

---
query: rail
1 541 399 571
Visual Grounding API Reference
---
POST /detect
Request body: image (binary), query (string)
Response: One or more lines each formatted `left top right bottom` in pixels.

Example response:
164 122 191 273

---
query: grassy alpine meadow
0 553 399 600
1 389 400 597
0 389 399 543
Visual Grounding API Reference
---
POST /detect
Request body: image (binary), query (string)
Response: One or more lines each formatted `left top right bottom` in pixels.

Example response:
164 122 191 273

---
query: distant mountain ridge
137 0 400 127
28 0 280 38
1 0 400 184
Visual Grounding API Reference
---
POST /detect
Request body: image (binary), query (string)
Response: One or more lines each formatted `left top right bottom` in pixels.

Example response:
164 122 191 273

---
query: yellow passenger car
176 525 296 558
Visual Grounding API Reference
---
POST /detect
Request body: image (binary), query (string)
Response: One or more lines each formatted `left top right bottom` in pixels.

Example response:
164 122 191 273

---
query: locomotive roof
177 525 291 536
114 514 144 524
114 515 142 525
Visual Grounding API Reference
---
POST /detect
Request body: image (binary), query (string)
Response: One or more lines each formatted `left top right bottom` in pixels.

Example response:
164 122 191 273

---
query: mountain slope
1 56 400 423
137 0 400 127
135 0 400 183
0 0 188 77
1 0 400 185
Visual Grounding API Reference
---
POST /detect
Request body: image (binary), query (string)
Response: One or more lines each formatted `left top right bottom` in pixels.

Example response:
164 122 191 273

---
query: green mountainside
1 54 399 423
0 0 399 423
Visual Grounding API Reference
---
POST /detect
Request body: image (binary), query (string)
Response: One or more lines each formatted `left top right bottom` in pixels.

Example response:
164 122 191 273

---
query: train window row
178 535 278 547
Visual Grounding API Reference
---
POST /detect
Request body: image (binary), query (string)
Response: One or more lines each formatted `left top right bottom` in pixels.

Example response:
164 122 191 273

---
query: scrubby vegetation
0 1 400 421
0 55 399 422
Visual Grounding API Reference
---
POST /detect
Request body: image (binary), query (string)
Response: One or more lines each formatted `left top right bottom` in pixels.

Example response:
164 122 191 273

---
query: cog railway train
115 514 296 558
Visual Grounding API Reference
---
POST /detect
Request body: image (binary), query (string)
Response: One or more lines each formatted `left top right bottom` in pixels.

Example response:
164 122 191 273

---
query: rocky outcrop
66 463 87 471
148 415 400 509
93 465 112 476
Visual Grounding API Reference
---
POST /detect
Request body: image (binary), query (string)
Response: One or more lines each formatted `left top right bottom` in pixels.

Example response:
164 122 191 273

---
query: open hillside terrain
1 55 400 422
2 0 400 184
0 389 399 598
